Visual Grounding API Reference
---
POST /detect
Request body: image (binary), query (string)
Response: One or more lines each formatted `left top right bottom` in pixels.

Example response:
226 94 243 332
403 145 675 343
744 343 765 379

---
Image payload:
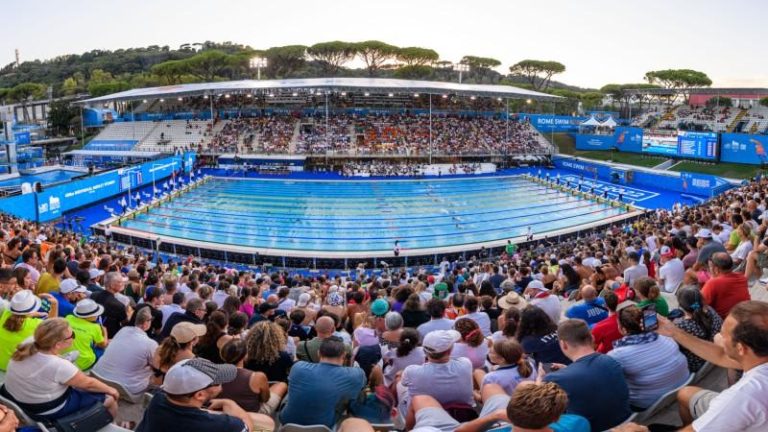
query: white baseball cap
695 229 713 239
59 279 87 295
526 280 547 291
161 358 237 395
422 330 461 354
297 292 312 308
89 268 105 280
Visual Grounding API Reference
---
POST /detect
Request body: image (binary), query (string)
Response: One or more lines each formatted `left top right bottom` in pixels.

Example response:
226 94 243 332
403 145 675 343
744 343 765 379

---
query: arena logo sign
560 175 659 202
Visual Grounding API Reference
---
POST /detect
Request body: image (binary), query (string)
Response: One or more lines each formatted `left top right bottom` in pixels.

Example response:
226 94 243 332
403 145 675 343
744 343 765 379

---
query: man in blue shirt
544 319 631 431
52 278 88 317
565 285 608 327
280 337 366 428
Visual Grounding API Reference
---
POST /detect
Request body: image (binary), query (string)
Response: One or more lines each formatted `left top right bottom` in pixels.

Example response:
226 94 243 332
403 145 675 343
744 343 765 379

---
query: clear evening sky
2 0 766 89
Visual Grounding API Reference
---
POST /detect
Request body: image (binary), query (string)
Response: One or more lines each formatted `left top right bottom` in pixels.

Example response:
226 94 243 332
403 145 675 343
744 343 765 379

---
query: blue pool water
119 176 627 253
0 169 84 189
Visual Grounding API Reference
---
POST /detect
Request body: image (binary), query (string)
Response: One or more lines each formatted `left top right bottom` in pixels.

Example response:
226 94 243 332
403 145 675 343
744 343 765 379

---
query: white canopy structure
580 116 601 126
78 77 562 105
600 116 618 128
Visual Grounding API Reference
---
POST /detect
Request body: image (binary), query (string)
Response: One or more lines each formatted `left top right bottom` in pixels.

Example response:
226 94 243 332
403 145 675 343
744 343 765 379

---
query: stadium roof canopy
78 77 562 105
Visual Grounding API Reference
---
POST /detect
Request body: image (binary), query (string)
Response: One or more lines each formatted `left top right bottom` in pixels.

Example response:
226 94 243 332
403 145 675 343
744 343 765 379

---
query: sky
2 0 767 89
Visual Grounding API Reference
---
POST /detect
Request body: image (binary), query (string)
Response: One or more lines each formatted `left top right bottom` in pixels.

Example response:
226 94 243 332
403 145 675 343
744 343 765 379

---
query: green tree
580 92 605 111
760 97 768 108
509 60 566 91
264 45 307 78
89 69 114 84
183 50 237 81
307 41 355 75
0 88 9 104
393 65 435 80
88 81 131 97
61 77 78 95
644 69 712 103
354 41 399 76
600 83 660 117
47 99 78 136
460 56 501 83
396 47 439 67
8 82 47 123
151 60 188 84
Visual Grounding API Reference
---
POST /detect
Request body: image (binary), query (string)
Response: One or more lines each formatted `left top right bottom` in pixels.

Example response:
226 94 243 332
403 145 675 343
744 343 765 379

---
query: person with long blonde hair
1 318 119 421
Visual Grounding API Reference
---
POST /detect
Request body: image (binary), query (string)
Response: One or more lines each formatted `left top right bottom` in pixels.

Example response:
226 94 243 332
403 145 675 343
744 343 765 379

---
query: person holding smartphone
608 305 689 410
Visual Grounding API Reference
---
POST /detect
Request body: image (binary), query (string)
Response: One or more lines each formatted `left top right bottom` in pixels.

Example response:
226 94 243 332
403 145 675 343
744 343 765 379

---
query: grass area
551 133 666 168
669 162 762 179
551 133 762 179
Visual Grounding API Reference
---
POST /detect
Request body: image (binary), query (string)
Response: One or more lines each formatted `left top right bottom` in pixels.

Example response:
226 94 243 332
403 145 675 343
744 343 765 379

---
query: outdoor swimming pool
117 175 628 254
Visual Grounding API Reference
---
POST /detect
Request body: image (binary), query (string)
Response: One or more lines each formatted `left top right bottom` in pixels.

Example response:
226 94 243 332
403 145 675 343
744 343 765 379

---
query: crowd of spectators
0 172 767 431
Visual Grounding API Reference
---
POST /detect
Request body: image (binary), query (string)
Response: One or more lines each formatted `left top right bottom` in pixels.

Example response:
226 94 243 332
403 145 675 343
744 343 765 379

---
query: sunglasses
64 332 76 341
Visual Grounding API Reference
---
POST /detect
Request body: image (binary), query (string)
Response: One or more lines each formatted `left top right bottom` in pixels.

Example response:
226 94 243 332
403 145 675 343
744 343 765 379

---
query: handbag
50 402 113 432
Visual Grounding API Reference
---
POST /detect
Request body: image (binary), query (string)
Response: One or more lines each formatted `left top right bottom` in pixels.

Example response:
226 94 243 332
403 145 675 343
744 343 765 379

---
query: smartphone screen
40 298 52 314
541 362 554 373
642 304 658 331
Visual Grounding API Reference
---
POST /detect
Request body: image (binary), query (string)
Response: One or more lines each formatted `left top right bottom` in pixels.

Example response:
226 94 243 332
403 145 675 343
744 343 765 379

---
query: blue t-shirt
279 361 366 428
520 332 571 365
544 352 631 431
566 298 609 327
51 292 75 317
486 414 590 432
136 393 246 432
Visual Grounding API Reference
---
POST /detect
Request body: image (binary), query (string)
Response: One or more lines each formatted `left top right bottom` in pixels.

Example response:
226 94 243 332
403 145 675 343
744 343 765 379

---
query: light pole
249 57 268 80
453 63 469 84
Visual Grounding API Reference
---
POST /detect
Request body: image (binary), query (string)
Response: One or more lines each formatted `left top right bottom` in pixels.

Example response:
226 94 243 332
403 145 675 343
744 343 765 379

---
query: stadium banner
642 130 718 160
679 172 727 197
720 133 767 165
518 114 585 133
553 156 727 197
14 132 31 144
0 193 37 220
573 127 643 152
34 154 184 222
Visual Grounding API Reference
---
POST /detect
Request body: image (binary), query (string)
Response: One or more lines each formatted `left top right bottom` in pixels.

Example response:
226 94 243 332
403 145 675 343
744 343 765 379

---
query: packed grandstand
0 40 767 432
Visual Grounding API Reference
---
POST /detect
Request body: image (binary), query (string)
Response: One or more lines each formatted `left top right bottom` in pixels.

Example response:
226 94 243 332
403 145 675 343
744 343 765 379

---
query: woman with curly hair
244 321 294 382
451 317 489 369
516 305 570 365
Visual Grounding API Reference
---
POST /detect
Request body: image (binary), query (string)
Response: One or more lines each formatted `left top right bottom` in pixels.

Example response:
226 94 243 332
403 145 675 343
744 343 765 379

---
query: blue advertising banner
519 114 586 133
573 127 643 153
0 193 36 220
14 132 31 144
720 133 767 165
35 155 184 222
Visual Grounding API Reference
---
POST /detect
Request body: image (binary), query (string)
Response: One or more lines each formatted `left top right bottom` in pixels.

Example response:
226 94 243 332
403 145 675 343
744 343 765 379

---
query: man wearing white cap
137 357 274 432
693 228 726 272
657 245 684 293
51 279 88 318
63 299 107 370
400 329 474 413
524 280 561 325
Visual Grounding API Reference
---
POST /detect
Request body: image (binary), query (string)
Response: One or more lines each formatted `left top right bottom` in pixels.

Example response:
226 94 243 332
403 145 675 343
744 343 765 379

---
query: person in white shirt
660 301 768 432
622 252 648 287
730 224 753 270
524 280 561 324
658 246 685 293
159 292 186 328
92 307 159 395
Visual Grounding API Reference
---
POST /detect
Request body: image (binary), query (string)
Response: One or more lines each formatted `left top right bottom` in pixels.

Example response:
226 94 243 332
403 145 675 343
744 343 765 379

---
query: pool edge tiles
103 174 641 260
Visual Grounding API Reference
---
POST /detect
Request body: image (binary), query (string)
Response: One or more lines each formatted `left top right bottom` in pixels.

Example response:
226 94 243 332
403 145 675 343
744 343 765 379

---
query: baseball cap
88 268 105 280
526 280 547 291
371 298 390 317
161 358 237 395
423 330 461 354
695 229 713 239
171 322 207 343
297 292 312 308
660 245 675 259
59 278 87 295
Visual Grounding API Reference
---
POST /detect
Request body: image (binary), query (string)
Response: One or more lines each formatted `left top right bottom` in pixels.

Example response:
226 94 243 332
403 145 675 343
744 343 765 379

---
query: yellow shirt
63 315 105 370
0 310 43 371
36 273 60 294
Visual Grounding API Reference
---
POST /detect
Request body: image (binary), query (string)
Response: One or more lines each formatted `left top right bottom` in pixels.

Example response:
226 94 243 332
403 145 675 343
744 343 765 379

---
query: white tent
601 116 618 128
580 116 601 126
